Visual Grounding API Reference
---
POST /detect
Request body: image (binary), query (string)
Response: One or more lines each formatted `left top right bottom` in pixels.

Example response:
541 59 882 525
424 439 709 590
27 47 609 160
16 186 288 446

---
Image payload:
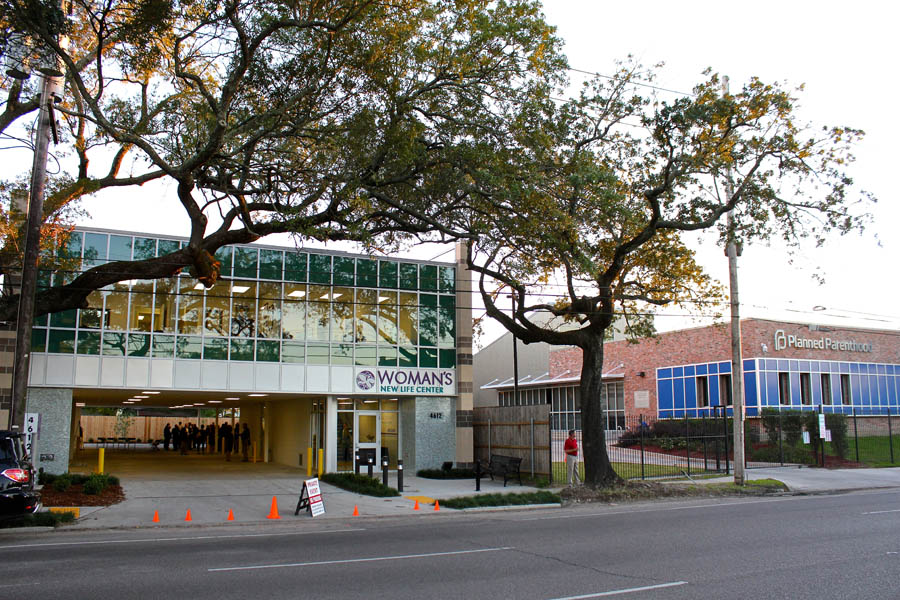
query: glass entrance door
355 411 381 471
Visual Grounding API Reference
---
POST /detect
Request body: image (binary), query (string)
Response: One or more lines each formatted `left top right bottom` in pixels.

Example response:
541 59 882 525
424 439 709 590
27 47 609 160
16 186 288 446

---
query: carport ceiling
72 389 309 408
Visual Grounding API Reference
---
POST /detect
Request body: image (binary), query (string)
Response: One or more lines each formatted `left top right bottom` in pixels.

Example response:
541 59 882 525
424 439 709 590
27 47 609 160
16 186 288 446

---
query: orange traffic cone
434 500 440 512
185 509 192 522
227 509 234 521
267 496 281 519
152 510 160 523
413 499 420 511
352 505 359 517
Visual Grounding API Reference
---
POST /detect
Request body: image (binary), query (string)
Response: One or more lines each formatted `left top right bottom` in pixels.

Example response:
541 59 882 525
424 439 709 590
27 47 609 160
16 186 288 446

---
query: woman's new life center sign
354 368 456 396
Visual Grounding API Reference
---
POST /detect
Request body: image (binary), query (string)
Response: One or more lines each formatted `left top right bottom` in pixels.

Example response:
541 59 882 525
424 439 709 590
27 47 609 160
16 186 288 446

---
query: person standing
564 429 581 485
222 423 233 462
163 423 171 451
240 424 251 462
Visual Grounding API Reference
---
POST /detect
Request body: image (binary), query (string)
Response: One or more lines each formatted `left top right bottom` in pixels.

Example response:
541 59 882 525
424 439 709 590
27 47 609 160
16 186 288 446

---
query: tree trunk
580 341 621 487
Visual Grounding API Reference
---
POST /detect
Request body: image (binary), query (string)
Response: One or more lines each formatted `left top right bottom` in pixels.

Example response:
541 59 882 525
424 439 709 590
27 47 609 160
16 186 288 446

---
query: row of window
37 281 456 348
30 329 457 368
50 231 456 291
498 382 626 431
774 372 852 406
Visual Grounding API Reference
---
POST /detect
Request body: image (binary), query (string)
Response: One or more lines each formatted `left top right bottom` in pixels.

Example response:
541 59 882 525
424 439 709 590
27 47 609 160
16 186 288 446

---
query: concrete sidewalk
685 465 900 493
58 449 545 529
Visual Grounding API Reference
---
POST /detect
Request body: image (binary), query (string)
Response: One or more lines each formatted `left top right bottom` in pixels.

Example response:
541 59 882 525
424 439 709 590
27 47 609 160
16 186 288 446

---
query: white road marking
0 528 364 551
548 581 688 599
862 509 900 515
208 546 514 572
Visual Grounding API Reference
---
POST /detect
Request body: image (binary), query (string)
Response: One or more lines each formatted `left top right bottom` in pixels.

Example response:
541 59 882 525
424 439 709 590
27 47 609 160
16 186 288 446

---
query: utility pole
7 25 65 429
723 76 746 485
509 293 520 407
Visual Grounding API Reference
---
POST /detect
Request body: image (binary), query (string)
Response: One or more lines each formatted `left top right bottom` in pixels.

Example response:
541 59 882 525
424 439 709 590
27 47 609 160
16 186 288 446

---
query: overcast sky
24 1 899 348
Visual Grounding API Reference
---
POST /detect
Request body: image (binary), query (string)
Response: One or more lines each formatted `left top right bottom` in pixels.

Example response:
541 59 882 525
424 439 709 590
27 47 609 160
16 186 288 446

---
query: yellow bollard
306 447 312 477
317 448 324 477
97 448 105 474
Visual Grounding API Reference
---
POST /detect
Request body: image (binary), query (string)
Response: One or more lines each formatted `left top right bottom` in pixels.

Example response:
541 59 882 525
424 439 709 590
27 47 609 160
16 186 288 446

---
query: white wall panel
331 366 353 393
228 363 254 390
45 356 75 386
125 358 150 388
174 360 202 389
100 357 126 387
200 361 228 390
149 359 174 388
306 365 329 392
28 354 47 386
281 364 305 392
254 364 280 391
74 356 100 386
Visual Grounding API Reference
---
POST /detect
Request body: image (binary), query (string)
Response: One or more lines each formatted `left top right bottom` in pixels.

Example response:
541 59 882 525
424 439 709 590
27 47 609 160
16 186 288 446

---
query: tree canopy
0 0 565 320
465 63 872 485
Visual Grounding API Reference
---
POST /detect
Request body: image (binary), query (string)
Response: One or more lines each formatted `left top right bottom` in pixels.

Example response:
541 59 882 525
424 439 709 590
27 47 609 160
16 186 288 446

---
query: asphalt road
2 490 899 599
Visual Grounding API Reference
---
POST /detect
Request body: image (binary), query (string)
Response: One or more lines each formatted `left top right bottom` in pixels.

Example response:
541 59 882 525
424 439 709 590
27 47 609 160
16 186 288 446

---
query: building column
325 395 337 474
25 387 72 475
455 242 474 468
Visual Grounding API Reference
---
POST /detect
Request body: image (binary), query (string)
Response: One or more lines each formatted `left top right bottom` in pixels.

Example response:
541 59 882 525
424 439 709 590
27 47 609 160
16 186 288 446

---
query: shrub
439 491 560 509
417 468 475 479
38 471 57 486
0 511 76 529
82 474 110 495
52 474 73 492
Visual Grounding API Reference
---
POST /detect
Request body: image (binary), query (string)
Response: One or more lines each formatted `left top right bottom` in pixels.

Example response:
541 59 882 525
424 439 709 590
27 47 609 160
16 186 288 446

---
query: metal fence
552 411 732 483
745 407 900 468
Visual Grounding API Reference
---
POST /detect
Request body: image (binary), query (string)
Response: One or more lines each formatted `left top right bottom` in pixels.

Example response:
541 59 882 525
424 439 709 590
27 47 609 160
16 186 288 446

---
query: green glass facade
33 230 457 369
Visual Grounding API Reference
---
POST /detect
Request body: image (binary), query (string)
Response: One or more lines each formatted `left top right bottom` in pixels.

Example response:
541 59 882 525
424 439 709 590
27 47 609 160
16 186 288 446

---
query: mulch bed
559 480 785 505
39 484 126 507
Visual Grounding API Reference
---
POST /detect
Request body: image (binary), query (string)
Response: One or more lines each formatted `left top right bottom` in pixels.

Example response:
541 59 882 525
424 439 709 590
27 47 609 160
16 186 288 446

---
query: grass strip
439 490 561 509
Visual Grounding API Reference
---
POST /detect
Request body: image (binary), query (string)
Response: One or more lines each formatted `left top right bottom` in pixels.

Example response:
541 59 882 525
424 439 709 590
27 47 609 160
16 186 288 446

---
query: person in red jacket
564 429 581 485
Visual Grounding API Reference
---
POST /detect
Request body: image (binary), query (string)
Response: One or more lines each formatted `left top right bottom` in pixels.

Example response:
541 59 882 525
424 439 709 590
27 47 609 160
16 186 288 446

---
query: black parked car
0 430 41 520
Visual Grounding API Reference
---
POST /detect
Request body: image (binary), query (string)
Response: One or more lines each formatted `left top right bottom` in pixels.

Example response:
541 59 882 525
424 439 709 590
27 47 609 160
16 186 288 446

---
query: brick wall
550 319 900 417
0 325 15 415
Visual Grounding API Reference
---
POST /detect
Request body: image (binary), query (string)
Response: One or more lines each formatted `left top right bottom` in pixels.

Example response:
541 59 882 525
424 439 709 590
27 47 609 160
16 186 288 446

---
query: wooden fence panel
473 405 551 479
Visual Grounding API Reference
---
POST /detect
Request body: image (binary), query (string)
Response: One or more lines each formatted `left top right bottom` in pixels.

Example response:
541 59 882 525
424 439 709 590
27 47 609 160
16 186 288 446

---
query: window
696 376 709 408
778 372 791 405
840 374 852 406
800 373 812 405
821 373 832 405
719 374 733 406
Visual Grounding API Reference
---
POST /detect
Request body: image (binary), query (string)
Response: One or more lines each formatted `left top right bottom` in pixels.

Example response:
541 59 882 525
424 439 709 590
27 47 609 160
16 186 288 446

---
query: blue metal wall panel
709 374 720 406
673 377 685 418
658 378 673 412
790 372 801 407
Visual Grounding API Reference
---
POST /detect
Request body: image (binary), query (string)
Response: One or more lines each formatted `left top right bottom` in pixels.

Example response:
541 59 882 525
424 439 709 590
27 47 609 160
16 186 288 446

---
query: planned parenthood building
13 227 475 474
548 319 900 421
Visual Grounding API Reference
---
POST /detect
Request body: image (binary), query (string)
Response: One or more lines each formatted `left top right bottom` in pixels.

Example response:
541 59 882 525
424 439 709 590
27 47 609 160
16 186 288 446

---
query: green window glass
440 349 456 368
203 337 228 360
129 281 154 332
356 259 377 287
105 282 130 331
31 328 47 353
78 291 103 329
127 333 151 357
420 265 438 291
419 347 437 368
50 309 77 328
102 332 127 355
307 342 329 364
439 266 455 292
331 343 352 365
332 287 354 343
419 294 437 346
284 252 307 282
399 346 417 367
355 345 377 366
282 341 305 363
259 249 283 280
398 292 417 346
157 239 179 256
215 246 233 278
309 254 331 284
257 340 280 362
133 237 157 260
230 280 256 337
76 331 100 355
83 232 108 270
377 291 397 344
307 285 330 341
233 247 258 278
203 281 230 336
379 260 398 288
399 263 418 290
378 345 397 366
58 231 82 259
176 336 203 359
48 329 75 353
230 339 254 361
154 278 177 333
152 335 175 357
108 235 132 262
282 283 306 340
257 282 281 338
178 277 203 335
55 231 82 284
355 289 377 342
439 295 456 346
334 256 354 286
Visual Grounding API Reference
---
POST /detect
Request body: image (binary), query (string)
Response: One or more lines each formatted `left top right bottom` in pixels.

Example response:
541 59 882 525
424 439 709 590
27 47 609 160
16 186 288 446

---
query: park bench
483 454 523 487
